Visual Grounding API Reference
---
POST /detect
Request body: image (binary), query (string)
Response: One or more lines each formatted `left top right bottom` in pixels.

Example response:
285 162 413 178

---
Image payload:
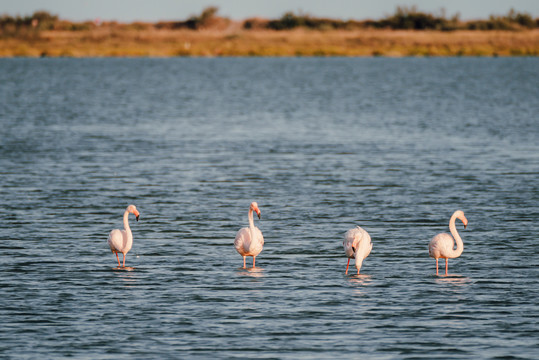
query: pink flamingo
429 210 468 276
234 202 264 268
343 226 372 275
107 205 140 267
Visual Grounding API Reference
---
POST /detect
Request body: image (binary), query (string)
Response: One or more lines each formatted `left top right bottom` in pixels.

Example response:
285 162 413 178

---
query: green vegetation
372 6 460 30
1 6 537 36
254 6 537 31
262 12 363 31
0 11 58 30
0 11 57 37
466 8 537 30
154 6 229 30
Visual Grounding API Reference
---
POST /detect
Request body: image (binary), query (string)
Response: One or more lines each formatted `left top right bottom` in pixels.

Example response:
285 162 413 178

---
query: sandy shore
1 28 538 57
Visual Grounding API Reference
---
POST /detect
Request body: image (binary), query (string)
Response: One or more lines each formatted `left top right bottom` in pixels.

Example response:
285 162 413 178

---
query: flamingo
234 202 264 268
107 204 140 267
428 210 468 276
343 226 372 275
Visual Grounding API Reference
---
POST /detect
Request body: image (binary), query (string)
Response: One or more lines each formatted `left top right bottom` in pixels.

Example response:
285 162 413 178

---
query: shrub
243 18 269 30
31 10 58 30
374 6 458 30
267 12 305 30
154 6 228 30
265 11 363 31
467 9 536 30
185 6 220 30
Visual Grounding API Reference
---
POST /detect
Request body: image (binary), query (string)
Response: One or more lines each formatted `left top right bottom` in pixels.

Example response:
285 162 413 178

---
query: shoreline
1 29 538 57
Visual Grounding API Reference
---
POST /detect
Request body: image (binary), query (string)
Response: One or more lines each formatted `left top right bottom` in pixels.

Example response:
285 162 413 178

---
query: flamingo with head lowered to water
343 226 372 275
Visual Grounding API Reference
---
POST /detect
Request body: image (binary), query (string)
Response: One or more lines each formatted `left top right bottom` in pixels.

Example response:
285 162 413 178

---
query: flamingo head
127 204 140 221
455 210 467 229
250 202 261 219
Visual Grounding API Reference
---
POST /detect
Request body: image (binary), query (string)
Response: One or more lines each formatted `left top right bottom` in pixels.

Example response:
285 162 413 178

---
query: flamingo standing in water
343 226 372 275
108 205 140 267
429 210 468 276
234 202 264 268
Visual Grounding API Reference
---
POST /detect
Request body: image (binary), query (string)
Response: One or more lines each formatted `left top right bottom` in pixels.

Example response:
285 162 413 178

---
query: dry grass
1 28 538 57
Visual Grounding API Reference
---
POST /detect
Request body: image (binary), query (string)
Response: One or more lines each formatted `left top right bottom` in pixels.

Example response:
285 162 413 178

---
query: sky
1 0 538 22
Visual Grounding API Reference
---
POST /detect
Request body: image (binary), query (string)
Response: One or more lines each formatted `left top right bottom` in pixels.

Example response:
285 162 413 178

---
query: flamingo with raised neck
107 204 140 268
429 210 468 276
234 202 264 268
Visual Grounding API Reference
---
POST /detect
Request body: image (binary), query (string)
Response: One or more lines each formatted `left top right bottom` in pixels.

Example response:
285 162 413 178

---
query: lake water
0 57 538 359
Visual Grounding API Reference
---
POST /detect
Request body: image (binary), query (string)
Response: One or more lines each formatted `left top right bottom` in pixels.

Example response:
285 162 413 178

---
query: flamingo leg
243 256 246 269
253 256 256 268
122 254 126 267
115 253 121 267
435 258 439 276
345 258 350 275
445 259 448 276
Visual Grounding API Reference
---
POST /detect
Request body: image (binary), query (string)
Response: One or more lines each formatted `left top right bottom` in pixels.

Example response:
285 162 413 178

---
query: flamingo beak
256 210 261 219
464 222 467 229
135 211 140 222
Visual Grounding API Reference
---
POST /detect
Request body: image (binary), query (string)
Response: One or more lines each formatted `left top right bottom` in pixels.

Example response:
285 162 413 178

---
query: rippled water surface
1 58 538 359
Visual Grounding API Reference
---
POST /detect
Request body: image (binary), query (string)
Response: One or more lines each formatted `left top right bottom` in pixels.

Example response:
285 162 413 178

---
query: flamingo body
108 204 139 267
108 229 132 253
234 202 264 268
234 227 264 257
429 210 468 276
428 233 457 259
343 226 372 275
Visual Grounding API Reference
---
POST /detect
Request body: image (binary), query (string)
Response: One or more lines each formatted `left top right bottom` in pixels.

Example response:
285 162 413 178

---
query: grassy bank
1 7 538 57
1 27 537 57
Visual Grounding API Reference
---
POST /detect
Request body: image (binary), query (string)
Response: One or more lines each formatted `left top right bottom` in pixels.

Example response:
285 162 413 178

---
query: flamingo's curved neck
448 213 464 258
354 230 365 269
248 208 255 239
353 230 363 260
123 210 132 237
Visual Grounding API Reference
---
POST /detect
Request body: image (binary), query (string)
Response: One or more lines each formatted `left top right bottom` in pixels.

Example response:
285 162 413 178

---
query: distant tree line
0 11 57 36
248 6 537 31
1 6 537 37
154 6 230 30
0 11 95 37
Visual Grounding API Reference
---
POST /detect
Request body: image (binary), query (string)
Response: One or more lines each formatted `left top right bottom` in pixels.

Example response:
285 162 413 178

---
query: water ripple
0 57 538 359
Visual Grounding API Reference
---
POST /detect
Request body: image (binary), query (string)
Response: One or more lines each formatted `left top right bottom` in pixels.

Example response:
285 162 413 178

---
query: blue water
0 57 538 359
